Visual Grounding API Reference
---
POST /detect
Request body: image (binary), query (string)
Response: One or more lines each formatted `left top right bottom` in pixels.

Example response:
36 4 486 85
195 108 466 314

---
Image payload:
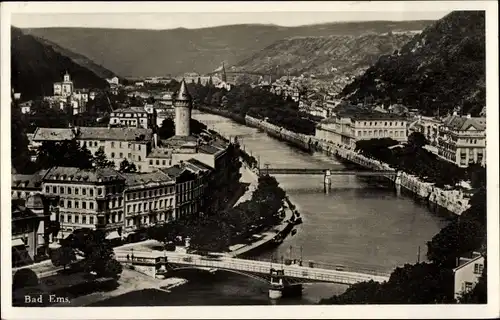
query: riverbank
243 114 471 216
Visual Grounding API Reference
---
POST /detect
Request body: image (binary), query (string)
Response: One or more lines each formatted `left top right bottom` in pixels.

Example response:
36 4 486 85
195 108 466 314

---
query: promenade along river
96 112 450 306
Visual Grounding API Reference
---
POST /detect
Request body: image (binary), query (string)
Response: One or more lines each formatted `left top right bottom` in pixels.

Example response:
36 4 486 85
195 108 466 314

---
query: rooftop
442 114 486 131
175 79 192 102
32 128 75 141
112 107 147 114
121 170 173 188
12 202 44 221
147 147 173 159
351 112 407 121
12 170 48 189
78 127 153 142
160 164 188 178
44 167 125 183
185 158 214 173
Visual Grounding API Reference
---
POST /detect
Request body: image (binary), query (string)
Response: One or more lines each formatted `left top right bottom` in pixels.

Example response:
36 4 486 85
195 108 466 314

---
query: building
19 101 32 114
409 116 442 146
53 72 74 97
161 159 212 220
109 107 153 129
41 167 126 240
12 195 50 266
32 127 155 172
452 252 485 300
174 79 192 137
122 170 176 236
76 127 154 171
215 63 232 91
315 112 408 148
11 171 47 200
107 77 120 85
437 113 486 168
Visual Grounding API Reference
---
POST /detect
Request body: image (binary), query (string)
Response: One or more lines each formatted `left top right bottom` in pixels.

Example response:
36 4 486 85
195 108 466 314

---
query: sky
11 11 451 30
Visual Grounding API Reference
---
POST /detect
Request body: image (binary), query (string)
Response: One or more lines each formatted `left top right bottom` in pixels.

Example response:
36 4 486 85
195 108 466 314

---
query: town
8 8 490 310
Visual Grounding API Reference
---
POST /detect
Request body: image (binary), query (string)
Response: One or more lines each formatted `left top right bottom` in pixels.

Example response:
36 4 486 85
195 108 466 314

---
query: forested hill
11 27 109 101
337 11 485 117
22 20 434 77
34 36 118 80
233 32 418 80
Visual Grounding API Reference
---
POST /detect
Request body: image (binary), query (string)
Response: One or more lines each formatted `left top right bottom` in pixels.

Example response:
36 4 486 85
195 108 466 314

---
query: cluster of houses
12 79 241 267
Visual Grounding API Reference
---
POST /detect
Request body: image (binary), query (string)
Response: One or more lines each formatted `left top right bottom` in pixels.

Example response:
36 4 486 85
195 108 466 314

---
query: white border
1 2 499 319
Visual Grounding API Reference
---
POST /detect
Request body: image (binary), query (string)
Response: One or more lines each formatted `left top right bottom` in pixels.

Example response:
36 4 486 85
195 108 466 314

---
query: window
68 187 72 194
89 202 94 210
75 187 79 195
68 215 73 223
156 160 160 165
149 191 152 197
90 216 94 225
75 215 80 224
90 188 93 196
133 204 137 212
159 200 163 208
60 187 65 194
138 145 141 151
138 204 142 212
67 200 72 208
75 201 79 209
111 142 115 148
82 215 87 224
111 152 115 158
53 186 57 193
119 153 123 158
94 142 98 147
138 156 142 161
98 188 103 196
138 165 142 171
474 263 484 274
82 188 87 195
82 202 86 209
127 205 131 213
162 160 166 165
464 282 473 292
149 160 153 165
59 200 65 208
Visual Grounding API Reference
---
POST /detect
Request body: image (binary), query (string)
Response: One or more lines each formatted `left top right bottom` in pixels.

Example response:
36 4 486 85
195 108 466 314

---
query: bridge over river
115 250 390 287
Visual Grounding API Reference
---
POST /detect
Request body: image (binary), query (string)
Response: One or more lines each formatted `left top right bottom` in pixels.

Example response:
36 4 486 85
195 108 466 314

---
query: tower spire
221 62 227 83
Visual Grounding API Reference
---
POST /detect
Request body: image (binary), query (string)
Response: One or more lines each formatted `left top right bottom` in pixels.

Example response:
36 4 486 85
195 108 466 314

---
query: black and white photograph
1 1 498 319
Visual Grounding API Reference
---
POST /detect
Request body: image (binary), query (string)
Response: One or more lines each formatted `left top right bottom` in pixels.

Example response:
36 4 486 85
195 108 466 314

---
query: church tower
174 79 192 137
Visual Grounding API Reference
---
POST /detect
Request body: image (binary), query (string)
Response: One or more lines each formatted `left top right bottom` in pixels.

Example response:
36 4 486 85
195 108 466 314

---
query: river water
94 112 450 306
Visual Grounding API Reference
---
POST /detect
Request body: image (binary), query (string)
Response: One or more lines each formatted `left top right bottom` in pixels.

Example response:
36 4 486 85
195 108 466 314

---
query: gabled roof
442 115 486 131
12 170 48 189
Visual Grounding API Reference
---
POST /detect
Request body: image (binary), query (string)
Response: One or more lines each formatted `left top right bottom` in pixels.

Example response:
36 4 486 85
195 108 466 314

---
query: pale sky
11 11 451 30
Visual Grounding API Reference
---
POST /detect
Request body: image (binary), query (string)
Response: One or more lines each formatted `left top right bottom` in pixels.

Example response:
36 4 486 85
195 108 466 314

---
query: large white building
315 112 408 148
437 113 486 168
53 72 74 97
109 107 154 129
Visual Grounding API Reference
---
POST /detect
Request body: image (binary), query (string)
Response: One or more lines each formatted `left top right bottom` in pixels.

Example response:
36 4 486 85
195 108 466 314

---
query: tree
119 159 137 173
408 132 428 149
12 268 39 291
158 118 175 139
11 100 33 173
426 219 485 268
36 140 94 170
77 230 123 279
197 77 202 86
93 147 115 169
50 244 77 270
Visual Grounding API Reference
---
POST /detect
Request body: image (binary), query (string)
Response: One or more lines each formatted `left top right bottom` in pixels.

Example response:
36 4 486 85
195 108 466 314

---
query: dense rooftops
32 128 75 141
78 127 153 142
121 170 173 188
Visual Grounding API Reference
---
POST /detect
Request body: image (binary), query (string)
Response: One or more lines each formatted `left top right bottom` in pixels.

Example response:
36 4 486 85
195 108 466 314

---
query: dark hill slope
338 11 485 116
11 27 109 101
22 20 434 77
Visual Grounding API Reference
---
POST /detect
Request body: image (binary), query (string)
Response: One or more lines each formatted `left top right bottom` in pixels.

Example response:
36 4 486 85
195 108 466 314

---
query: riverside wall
244 115 471 216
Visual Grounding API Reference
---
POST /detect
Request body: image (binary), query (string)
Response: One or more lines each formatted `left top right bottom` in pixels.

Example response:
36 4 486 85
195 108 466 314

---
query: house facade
452 253 485 300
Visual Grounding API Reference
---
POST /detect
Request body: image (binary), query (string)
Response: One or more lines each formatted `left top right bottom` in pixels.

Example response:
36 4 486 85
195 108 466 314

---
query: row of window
356 121 405 127
127 211 173 226
126 198 174 214
111 113 148 118
110 141 142 150
59 199 95 210
126 187 175 201
110 152 141 161
46 185 98 196
60 213 95 225
356 130 406 138
149 158 172 166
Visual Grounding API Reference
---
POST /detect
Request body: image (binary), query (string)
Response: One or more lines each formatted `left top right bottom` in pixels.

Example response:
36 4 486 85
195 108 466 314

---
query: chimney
153 132 158 148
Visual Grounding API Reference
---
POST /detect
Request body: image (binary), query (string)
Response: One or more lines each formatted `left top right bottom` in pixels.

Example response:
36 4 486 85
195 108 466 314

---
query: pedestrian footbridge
115 250 390 286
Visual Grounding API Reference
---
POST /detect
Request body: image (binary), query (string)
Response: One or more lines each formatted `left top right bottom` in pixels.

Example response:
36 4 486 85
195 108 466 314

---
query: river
93 111 450 306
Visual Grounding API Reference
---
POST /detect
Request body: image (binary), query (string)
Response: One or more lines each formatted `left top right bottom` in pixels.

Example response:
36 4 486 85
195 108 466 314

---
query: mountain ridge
22 20 435 77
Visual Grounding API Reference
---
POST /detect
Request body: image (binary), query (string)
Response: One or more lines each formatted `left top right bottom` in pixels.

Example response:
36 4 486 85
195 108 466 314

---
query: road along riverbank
243 114 471 216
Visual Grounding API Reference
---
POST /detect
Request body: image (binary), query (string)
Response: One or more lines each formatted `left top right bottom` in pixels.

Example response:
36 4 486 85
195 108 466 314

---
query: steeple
221 62 227 83
175 78 192 104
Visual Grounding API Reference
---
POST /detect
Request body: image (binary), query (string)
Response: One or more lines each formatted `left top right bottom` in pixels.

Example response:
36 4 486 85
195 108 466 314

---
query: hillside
34 36 118 79
233 32 417 85
338 11 485 116
22 20 434 78
11 27 109 101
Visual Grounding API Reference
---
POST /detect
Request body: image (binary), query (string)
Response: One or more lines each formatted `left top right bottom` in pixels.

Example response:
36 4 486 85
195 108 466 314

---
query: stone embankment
244 115 471 216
